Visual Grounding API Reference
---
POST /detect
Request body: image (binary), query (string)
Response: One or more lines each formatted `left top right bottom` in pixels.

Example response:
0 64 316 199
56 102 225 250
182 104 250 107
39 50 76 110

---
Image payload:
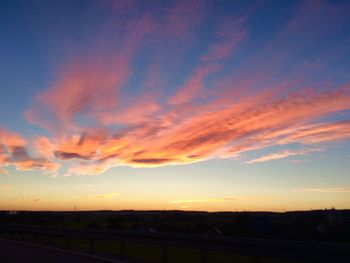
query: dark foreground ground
0 238 124 263
1 209 349 242
0 209 349 263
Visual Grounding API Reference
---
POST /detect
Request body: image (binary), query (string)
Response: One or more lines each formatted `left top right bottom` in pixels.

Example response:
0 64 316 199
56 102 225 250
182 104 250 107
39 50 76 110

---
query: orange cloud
0 129 26 148
27 84 350 175
0 129 60 172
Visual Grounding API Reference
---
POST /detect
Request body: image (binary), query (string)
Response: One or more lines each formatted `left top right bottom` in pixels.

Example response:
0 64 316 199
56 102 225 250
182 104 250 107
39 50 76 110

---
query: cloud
33 136 55 159
67 159 116 176
85 192 118 200
295 187 350 193
5 0 349 176
24 0 207 133
246 148 323 164
278 121 350 144
14 197 41 202
169 66 218 105
172 196 236 204
202 16 247 62
0 129 60 172
24 84 350 176
10 146 60 171
0 129 27 147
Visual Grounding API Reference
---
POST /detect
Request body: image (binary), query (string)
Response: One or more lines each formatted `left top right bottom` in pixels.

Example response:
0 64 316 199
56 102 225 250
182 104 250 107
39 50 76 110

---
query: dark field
1 209 349 262
1 209 349 241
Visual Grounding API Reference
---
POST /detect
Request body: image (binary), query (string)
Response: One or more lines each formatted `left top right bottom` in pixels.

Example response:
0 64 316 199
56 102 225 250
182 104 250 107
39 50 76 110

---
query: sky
0 0 350 211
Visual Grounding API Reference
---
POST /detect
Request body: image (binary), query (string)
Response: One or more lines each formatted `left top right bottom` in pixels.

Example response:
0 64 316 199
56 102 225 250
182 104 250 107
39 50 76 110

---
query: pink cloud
279 121 350 144
154 0 206 39
25 12 155 133
16 0 350 175
25 57 128 132
31 83 350 175
202 16 247 62
33 136 55 159
169 65 218 105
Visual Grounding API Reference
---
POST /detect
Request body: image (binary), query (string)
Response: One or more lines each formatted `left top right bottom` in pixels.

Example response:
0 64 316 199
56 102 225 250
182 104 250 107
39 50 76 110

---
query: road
0 238 125 263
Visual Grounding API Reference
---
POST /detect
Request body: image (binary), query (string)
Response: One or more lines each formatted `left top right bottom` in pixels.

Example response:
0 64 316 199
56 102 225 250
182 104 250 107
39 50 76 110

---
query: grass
95 239 120 256
167 246 201 263
208 251 255 263
69 237 90 252
125 242 162 263
51 236 67 248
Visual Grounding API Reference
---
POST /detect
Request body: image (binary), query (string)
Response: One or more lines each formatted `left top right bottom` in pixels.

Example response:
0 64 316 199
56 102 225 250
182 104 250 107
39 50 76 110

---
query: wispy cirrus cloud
172 197 236 204
202 15 247 62
246 148 323 164
35 85 350 176
14 197 41 202
85 192 118 200
169 65 219 105
295 187 350 193
0 0 346 176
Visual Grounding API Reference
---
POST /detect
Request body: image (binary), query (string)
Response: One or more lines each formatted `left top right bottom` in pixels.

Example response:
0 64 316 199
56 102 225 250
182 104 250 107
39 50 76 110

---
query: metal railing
0 224 349 262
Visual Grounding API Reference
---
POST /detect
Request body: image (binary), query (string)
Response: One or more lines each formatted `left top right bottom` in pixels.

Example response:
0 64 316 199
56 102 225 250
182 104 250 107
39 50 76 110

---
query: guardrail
0 224 349 262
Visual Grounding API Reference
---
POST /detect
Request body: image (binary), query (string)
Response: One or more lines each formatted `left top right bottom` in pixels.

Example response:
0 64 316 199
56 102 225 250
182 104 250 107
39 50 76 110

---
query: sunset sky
1 0 350 211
